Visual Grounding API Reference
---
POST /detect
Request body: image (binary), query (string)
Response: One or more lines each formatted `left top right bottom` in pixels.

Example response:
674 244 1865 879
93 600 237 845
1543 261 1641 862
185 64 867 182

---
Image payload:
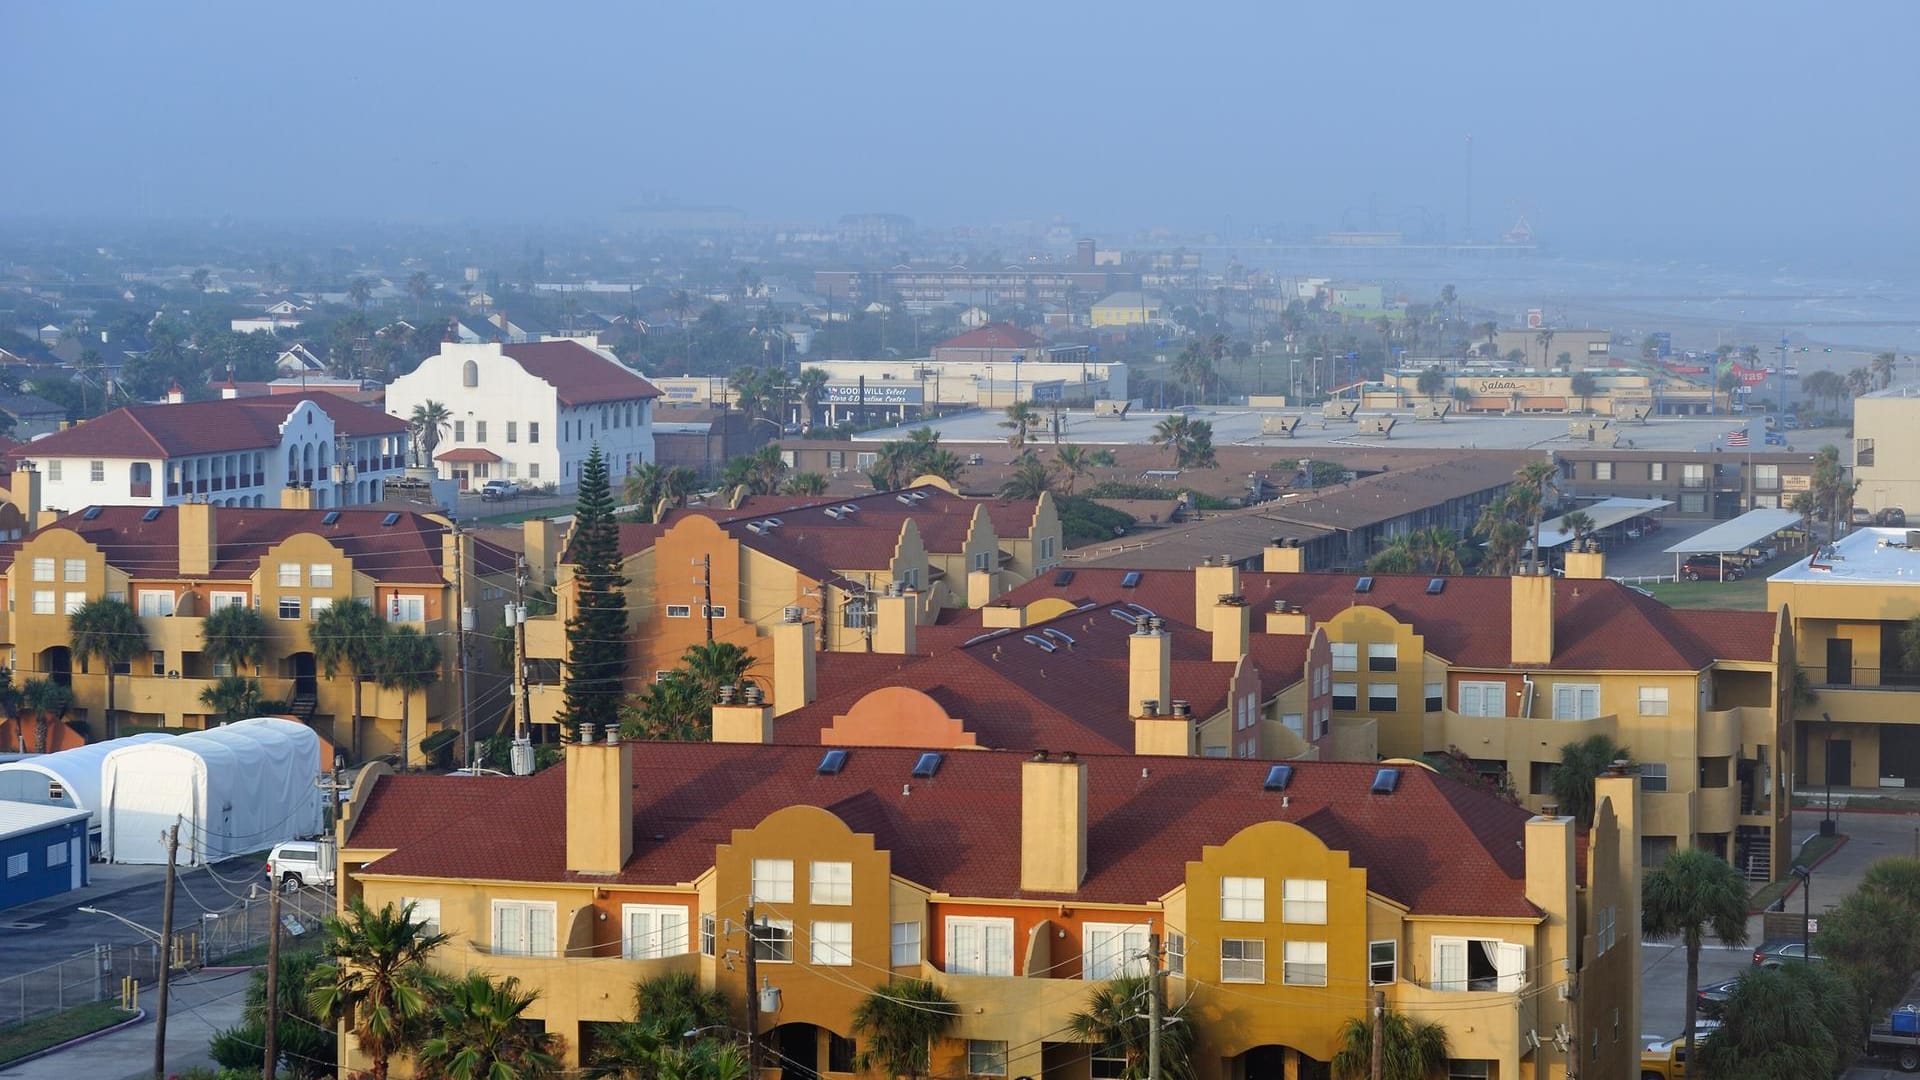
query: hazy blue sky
5 1 1918 252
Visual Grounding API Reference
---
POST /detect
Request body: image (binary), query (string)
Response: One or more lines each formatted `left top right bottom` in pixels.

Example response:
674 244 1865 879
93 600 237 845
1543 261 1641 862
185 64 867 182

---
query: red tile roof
986 568 1772 670
436 448 502 463
13 392 404 459
936 323 1047 351
355 743 1542 916
500 341 662 407
7 505 508 583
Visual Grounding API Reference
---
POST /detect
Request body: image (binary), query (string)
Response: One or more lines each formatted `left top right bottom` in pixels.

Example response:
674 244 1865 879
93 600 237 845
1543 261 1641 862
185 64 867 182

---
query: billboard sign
1653 331 1672 358
823 383 923 405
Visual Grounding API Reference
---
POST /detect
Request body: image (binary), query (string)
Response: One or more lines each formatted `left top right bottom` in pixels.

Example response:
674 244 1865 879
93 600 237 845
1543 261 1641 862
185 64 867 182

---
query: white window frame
1638 686 1669 716
809 860 852 905
137 590 176 617
389 594 424 622
309 563 333 588
1282 713 1304 737
890 920 921 966
666 604 692 618
1458 681 1505 717
278 562 300 586
1282 940 1328 986
1551 683 1601 720
403 897 441 935
752 917 793 963
1369 939 1397 985
944 915 1015 976
1331 682 1358 709
1220 938 1265 983
62 559 85 583
490 899 557 957
1367 682 1398 712
967 1040 1008 1078
751 858 794 903
1220 875 1265 921
1431 936 1526 993
1166 930 1186 976
89 459 104 483
621 903 690 960
31 590 53 615
1367 642 1397 671
700 913 716 956
1082 922 1151 980
1640 763 1669 792
809 920 852 966
1282 878 1328 924
30 558 52 582
309 596 334 619
1424 681 1445 711
1330 642 1357 671
278 596 300 620
210 591 247 610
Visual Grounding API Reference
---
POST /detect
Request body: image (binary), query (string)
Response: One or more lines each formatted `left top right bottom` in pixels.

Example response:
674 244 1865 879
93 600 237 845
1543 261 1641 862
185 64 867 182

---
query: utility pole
1370 990 1385 1080
153 820 179 1080
699 554 714 644
454 522 473 767
1147 930 1164 1080
742 905 760 1071
1565 968 1581 1080
513 556 531 748
262 882 281 1080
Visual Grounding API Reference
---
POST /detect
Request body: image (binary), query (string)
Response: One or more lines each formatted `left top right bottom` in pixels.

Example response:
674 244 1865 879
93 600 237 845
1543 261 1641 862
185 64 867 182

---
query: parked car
1751 937 1823 968
1763 431 1788 446
265 838 336 892
1877 507 1908 527
1682 555 1744 582
1853 507 1875 526
1696 976 1741 1019
480 479 521 501
1784 413 1800 429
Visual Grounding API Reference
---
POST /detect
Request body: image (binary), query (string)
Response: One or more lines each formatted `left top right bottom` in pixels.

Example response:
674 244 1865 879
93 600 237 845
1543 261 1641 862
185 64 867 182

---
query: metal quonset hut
99 718 323 865
0 733 172 854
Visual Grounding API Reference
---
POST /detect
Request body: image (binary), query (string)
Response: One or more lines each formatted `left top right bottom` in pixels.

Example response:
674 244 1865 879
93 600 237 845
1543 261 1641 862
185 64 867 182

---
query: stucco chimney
874 590 917 655
1128 616 1171 720
1524 812 1577 1003
177 502 215 576
966 567 997 609
564 733 633 875
1563 544 1606 580
1266 599 1312 637
1263 538 1306 573
166 382 185 405
279 485 315 510
981 602 1027 629
1212 595 1250 662
1510 570 1554 665
712 683 775 743
1020 752 1087 893
1193 562 1240 633
771 618 816 718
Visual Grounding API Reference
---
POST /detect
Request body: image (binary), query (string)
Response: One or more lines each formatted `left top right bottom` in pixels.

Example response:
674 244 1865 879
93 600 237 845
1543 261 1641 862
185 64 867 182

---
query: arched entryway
40 646 72 688
767 1022 854 1080
1233 1045 1330 1080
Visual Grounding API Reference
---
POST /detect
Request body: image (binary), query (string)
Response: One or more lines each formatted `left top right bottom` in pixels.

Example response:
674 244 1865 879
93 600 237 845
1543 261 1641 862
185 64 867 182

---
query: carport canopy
1535 497 1673 549
1663 507 1804 576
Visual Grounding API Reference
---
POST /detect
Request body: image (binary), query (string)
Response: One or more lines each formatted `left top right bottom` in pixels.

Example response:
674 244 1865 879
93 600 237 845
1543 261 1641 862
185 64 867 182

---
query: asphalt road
0 857 267 981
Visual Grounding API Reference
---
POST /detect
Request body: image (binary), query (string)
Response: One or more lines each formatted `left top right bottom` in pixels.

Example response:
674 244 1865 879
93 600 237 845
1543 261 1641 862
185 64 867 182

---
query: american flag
1726 428 1750 448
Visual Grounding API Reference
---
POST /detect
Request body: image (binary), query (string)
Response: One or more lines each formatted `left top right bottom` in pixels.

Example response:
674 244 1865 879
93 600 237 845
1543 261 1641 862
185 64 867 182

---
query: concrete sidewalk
0 967 253 1079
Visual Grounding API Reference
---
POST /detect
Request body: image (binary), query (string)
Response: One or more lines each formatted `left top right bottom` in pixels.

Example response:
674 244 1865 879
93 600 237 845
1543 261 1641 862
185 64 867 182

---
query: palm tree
1330 1007 1450 1080
307 897 449 1080
1001 458 1055 500
1693 963 1856 1080
1409 526 1467 574
310 598 388 762
1449 384 1473 410
1569 371 1597 414
661 466 700 509
1561 510 1596 550
1547 735 1631 824
348 277 373 312
1150 415 1190 464
850 980 957 1080
782 471 828 496
199 675 263 726
409 401 452 468
1873 350 1897 390
1052 445 1092 497
1477 321 1498 356
920 448 967 485
406 272 431 319
678 641 758 702
1535 327 1557 369
375 625 440 770
75 348 103 415
668 289 696 360
1001 402 1040 451
1415 367 1445 400
19 678 73 754
201 602 269 677
69 597 147 740
1067 976 1194 1080
416 973 561 1080
1512 459 1559 571
1846 367 1871 399
1366 540 1419 574
624 461 665 516
1643 847 1751 1069
794 367 830 427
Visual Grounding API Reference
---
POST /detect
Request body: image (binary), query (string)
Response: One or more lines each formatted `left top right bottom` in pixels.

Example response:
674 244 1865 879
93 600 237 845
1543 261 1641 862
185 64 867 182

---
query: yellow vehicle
1640 1035 1690 1079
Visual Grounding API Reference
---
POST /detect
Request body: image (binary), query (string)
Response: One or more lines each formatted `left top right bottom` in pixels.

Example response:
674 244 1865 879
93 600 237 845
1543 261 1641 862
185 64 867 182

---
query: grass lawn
1750 831 1849 910
0 1000 134 1065
217 932 325 968
1646 576 1768 610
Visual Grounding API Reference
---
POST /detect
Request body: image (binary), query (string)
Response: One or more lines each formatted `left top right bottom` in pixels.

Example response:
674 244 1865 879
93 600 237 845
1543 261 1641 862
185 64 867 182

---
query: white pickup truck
265 838 336 892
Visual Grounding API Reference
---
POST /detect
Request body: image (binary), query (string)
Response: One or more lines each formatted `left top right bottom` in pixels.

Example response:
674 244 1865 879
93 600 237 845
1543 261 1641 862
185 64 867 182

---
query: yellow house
1090 291 1164 328
0 502 515 764
1768 526 1920 791
338 740 1639 1080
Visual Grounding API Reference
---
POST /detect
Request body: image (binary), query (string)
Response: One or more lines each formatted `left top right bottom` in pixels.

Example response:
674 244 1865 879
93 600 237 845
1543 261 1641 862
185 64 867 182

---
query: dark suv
1682 555 1744 582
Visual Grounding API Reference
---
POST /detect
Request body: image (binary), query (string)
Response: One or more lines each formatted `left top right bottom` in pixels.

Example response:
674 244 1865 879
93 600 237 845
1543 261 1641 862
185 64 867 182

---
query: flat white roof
0 799 89 839
1535 497 1672 549
1770 527 1920 585
1663 509 1804 555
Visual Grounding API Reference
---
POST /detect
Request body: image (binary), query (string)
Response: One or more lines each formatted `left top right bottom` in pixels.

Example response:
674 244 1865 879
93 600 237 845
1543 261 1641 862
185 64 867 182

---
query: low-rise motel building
1768 527 1920 790
969 547 1791 881
517 484 1062 728
339 737 1641 1080
0 500 515 763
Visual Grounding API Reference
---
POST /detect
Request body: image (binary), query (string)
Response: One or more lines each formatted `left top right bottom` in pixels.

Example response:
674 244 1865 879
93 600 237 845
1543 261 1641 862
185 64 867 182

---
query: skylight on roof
321 511 341 526
1354 576 1374 593
1370 768 1401 795
141 508 162 522
911 752 943 779
817 749 849 775
81 506 102 521
1054 569 1076 586
1120 571 1143 588
1263 764 1294 791
1426 577 1446 595
381 512 401 527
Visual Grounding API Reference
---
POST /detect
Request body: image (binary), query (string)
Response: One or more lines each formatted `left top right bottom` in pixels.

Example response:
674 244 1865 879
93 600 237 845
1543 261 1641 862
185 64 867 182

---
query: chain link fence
0 885 335 1032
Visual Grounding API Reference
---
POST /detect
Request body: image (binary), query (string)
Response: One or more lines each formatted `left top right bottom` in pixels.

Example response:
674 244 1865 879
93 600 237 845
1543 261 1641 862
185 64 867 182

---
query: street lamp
76 905 162 943
1820 711 1837 836
1791 863 1813 962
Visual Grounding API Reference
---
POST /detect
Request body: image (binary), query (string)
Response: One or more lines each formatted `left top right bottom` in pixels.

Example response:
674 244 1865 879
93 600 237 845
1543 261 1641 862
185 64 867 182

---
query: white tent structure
0 733 172 854
100 718 323 865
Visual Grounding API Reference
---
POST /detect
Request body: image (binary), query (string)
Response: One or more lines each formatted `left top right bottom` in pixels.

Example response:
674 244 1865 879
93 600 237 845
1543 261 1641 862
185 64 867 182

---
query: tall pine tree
562 445 628 737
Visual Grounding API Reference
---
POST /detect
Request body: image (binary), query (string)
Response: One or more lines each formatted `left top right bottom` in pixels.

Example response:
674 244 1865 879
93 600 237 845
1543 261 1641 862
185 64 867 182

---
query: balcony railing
1679 476 1709 489
1817 665 1920 692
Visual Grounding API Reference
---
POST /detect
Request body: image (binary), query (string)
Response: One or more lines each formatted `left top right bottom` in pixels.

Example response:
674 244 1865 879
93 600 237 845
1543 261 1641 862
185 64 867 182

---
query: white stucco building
385 339 661 490
16 389 409 513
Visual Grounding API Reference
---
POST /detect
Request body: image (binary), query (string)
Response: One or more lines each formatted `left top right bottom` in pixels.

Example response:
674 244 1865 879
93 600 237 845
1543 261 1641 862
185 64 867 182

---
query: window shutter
984 921 1013 976
530 905 556 957
1497 943 1527 992
1432 939 1466 992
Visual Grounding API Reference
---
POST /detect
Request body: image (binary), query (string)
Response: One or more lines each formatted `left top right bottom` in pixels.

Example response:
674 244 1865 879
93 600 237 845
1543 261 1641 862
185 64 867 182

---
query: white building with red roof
14 390 409 514
386 339 662 491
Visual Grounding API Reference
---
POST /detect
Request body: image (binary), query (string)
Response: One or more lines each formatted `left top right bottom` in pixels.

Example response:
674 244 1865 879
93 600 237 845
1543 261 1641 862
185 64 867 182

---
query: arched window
462 359 479 388
288 447 299 476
